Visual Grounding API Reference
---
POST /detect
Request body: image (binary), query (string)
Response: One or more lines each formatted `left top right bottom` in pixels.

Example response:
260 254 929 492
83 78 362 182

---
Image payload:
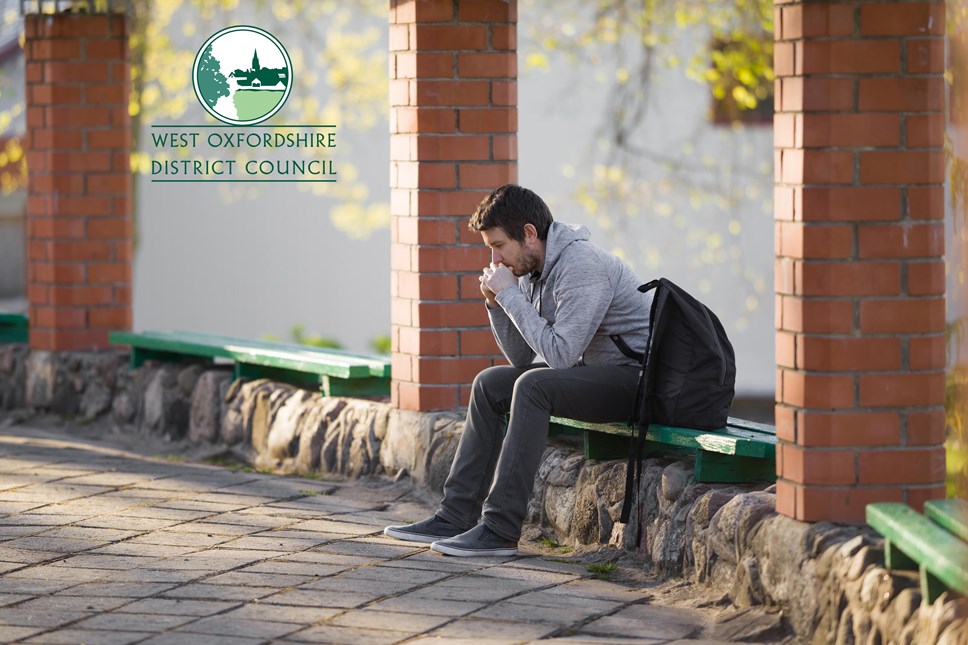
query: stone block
0 344 28 410
219 378 246 445
111 367 137 425
264 388 314 460
317 399 390 479
543 484 576 537
569 461 625 545
295 397 343 473
527 445 558 523
79 352 127 420
221 378 275 446
176 363 204 396
251 385 296 454
140 363 190 439
382 408 422 476
22 350 126 418
188 369 232 444
414 411 464 492
708 491 777 565
380 408 463 492
661 461 690 502
26 350 77 413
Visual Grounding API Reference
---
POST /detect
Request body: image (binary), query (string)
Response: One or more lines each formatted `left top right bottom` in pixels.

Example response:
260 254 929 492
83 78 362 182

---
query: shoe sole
383 526 445 544
429 541 518 557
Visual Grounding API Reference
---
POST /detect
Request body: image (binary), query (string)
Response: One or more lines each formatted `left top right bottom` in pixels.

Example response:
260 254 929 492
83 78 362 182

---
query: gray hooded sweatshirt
489 222 653 369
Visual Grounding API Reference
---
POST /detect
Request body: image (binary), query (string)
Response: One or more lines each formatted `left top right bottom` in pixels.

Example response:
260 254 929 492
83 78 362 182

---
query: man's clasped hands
479 262 517 306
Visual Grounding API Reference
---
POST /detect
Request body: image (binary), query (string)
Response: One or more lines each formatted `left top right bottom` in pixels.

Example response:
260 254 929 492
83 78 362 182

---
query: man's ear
523 223 538 241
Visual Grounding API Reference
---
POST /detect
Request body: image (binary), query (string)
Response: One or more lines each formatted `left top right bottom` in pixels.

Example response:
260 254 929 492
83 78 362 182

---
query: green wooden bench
0 313 28 343
549 416 777 483
109 330 390 397
866 499 968 603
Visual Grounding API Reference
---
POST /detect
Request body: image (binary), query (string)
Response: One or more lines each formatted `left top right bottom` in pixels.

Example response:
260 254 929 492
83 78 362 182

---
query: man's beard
512 247 540 277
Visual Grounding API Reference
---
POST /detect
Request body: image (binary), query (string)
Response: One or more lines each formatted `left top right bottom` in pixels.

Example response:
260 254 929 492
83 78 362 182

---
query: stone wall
0 346 965 643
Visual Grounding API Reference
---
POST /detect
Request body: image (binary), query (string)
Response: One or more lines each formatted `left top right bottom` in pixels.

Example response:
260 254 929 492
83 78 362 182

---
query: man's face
481 226 542 277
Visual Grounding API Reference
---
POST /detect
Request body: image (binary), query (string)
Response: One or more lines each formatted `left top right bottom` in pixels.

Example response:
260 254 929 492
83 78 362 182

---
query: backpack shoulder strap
609 279 660 362
619 281 665 524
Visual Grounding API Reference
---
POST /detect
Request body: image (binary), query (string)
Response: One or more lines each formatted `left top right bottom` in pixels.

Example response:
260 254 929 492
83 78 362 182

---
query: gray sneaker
384 514 467 544
430 524 518 557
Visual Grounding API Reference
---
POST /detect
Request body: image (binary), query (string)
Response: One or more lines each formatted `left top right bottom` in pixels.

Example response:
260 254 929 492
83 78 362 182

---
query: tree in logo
196 43 229 108
192 26 293 126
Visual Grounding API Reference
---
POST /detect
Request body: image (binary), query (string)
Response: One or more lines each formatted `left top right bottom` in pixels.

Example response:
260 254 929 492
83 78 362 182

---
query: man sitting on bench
385 184 652 556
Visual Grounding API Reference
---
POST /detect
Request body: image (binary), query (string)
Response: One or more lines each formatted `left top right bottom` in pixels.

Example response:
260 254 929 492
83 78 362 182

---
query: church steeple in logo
192 26 293 126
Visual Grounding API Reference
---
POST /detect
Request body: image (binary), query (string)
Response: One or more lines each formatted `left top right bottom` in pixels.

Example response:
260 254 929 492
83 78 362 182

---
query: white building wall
518 16 777 395
0 2 958 391
131 4 781 394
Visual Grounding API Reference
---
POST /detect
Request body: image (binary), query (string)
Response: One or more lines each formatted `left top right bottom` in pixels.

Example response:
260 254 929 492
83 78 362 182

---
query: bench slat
866 502 968 601
109 331 374 379
0 313 28 343
726 417 777 437
924 499 968 542
720 425 778 443
549 415 777 483
111 330 237 362
650 424 771 457
227 346 369 377
174 330 390 377
109 330 394 397
549 417 775 458
168 331 376 369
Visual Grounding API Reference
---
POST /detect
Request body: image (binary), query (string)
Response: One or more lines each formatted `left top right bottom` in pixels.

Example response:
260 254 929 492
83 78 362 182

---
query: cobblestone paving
0 427 730 644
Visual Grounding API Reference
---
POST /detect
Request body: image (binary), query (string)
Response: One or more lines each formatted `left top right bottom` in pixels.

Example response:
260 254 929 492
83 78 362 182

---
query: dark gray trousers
436 363 640 541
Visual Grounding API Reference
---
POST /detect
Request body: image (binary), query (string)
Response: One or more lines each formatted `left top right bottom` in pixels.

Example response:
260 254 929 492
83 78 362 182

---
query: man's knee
471 365 522 400
510 368 552 405
473 365 518 389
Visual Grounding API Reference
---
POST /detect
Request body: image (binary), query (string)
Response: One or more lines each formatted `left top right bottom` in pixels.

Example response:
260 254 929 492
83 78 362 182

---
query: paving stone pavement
0 425 769 645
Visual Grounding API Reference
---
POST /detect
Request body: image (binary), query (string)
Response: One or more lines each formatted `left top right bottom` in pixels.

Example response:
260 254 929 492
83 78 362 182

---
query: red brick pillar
774 1 947 521
389 0 516 410
25 13 131 351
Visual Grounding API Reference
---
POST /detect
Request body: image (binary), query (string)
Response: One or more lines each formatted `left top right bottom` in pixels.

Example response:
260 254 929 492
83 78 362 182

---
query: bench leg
0 327 28 343
581 433 697 461
322 376 391 397
885 538 918 570
582 431 629 460
549 421 583 439
885 539 952 604
131 349 213 369
235 363 323 388
920 563 946 605
694 451 777 483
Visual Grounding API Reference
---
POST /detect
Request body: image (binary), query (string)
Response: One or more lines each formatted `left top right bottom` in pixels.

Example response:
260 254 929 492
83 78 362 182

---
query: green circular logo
192 25 292 126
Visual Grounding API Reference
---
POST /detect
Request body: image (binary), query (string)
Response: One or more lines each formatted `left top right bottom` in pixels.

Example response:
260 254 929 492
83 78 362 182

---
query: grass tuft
586 562 618 580
298 488 330 497
201 455 257 473
538 535 575 554
538 535 560 549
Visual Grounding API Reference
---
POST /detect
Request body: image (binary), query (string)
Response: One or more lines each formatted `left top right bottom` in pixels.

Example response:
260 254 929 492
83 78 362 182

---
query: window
708 37 774 127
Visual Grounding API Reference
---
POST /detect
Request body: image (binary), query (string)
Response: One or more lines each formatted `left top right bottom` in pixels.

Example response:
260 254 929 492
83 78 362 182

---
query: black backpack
611 278 737 522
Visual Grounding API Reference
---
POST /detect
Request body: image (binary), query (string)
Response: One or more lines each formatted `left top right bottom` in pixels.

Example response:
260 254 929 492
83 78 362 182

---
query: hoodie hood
491 219 651 369
540 222 590 279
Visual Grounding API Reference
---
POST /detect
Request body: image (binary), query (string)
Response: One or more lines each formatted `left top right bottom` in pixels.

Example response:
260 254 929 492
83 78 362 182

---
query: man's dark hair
468 184 553 242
